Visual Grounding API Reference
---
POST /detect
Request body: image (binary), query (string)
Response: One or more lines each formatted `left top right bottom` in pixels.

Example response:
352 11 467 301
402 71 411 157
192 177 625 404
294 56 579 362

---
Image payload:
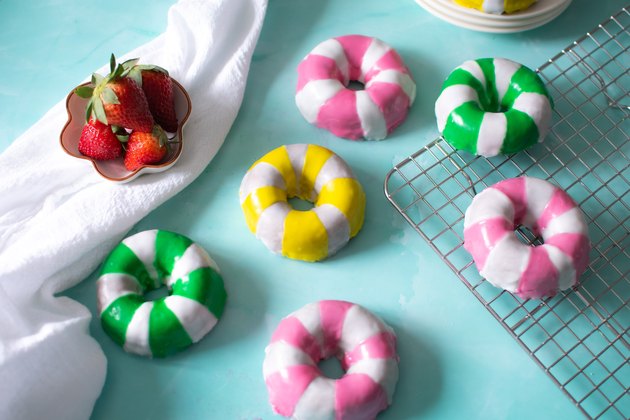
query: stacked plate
416 0 573 33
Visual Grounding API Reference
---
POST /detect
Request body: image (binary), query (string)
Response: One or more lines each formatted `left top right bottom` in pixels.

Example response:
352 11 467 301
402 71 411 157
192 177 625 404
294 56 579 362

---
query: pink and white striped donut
296 35 416 141
263 300 399 419
464 177 591 299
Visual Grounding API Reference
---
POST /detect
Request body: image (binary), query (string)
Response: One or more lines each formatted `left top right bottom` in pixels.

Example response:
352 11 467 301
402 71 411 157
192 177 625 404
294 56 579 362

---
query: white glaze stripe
164 295 217 343
295 79 344 123
356 90 388 140
124 301 154 357
313 204 351 255
494 58 521 102
511 92 552 141
360 38 391 82
310 38 349 83
256 202 291 254
168 243 217 287
367 69 416 104
240 162 285 204
435 84 479 132
477 112 508 157
96 273 140 315
123 229 159 286
292 377 336 420
457 60 486 88
464 187 514 228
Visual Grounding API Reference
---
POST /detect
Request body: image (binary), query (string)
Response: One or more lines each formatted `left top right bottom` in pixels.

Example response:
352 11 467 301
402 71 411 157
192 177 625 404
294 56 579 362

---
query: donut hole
318 356 345 379
347 80 365 91
288 196 314 211
143 285 170 301
514 225 543 246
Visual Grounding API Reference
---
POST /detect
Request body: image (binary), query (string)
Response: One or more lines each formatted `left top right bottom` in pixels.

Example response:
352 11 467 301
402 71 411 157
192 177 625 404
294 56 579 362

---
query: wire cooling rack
384 7 629 419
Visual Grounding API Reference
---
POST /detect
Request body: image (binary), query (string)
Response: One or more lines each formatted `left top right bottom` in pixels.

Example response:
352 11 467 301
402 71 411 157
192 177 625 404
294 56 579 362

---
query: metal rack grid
384 7 629 419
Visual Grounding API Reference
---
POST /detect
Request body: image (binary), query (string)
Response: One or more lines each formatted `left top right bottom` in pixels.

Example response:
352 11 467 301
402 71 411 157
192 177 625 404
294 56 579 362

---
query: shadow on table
384 320 443 419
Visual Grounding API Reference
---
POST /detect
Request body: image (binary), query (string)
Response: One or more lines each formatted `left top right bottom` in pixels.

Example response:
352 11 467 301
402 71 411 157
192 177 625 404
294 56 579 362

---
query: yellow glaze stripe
241 186 287 233
453 0 535 13
282 210 328 262
254 145 297 196
300 144 334 199
317 178 366 237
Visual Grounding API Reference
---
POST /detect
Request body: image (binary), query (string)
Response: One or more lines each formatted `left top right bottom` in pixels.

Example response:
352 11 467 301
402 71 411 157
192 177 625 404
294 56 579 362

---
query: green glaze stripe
101 294 144 347
502 109 539 154
442 102 484 154
172 267 227 319
149 300 193 358
442 68 486 106
155 230 193 276
501 65 551 109
476 58 499 112
100 243 154 292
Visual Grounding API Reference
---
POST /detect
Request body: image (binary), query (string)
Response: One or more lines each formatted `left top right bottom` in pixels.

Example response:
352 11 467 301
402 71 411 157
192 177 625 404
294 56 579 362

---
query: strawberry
125 63 178 132
78 118 125 160
124 125 169 171
75 54 154 132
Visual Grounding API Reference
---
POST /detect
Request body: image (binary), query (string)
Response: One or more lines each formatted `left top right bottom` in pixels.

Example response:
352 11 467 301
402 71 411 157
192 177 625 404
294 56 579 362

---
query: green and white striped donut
97 230 227 357
435 58 553 157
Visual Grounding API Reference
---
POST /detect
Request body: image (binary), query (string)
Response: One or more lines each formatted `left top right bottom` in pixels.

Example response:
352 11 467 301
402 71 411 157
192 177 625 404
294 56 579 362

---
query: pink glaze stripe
464 217 512 270
342 331 397 370
546 232 591 276
266 365 320 416
364 49 409 82
335 35 373 81
316 89 363 140
320 300 354 356
536 189 579 232
270 316 321 362
297 54 344 93
367 82 410 133
492 177 527 224
335 373 389 420
516 246 559 299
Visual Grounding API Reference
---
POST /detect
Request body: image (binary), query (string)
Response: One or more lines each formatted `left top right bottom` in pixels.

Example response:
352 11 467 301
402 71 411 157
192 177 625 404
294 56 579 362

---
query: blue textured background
0 0 623 418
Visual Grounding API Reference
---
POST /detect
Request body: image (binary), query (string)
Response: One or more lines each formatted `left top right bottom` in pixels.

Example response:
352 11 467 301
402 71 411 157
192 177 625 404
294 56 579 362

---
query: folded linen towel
0 0 267 418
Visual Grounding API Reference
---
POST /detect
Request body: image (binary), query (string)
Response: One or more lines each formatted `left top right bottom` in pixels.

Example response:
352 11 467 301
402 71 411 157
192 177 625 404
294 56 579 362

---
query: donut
454 0 536 14
295 34 416 141
263 300 399 419
239 144 365 262
97 229 227 357
435 58 552 157
464 177 590 299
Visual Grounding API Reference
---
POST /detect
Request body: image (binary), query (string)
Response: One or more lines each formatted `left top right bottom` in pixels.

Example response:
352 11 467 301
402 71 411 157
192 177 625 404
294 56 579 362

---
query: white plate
60 79 192 183
427 0 569 28
425 0 572 27
417 0 572 33
434 0 572 21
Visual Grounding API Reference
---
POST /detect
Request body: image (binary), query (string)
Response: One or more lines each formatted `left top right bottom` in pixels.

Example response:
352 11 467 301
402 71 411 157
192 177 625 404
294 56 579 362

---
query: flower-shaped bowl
60 78 192 183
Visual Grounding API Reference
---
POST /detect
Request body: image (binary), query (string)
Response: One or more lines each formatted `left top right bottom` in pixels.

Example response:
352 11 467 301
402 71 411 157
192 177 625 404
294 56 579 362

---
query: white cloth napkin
0 0 267 418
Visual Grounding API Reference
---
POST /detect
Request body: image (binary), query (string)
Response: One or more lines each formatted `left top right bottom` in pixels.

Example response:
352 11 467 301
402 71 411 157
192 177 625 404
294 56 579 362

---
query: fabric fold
0 0 267 418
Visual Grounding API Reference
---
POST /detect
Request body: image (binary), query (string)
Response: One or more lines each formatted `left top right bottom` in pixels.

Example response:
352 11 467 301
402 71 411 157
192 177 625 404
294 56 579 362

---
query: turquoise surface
0 0 623 418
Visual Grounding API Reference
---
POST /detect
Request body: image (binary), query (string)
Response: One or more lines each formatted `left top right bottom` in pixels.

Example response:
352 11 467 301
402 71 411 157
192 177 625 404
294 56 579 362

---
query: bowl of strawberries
60 54 192 182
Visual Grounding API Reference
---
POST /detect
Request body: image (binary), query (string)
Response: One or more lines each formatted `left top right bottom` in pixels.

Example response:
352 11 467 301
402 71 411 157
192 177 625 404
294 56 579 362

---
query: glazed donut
454 0 536 14
435 58 552 157
97 230 227 357
296 34 416 141
263 300 399 419
239 144 365 262
464 177 590 299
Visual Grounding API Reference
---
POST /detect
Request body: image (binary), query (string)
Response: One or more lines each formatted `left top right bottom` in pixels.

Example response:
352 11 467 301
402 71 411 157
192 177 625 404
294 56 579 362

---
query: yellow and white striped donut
455 0 536 14
239 144 365 262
